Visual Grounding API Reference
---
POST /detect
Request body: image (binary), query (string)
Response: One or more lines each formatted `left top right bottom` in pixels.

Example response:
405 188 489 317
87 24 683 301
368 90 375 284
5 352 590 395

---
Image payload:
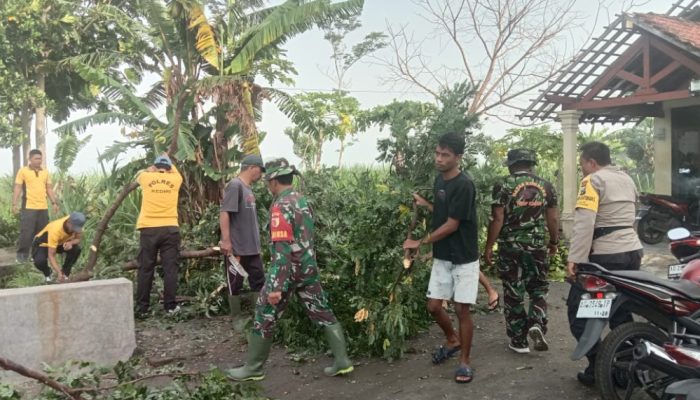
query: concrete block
0 278 136 382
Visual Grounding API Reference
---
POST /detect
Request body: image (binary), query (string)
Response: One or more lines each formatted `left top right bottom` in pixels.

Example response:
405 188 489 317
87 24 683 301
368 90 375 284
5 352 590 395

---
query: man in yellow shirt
32 212 85 282
135 154 183 317
12 149 60 262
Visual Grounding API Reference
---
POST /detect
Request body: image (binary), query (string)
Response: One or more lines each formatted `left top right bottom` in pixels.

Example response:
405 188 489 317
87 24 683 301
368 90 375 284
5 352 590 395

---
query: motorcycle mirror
668 227 691 241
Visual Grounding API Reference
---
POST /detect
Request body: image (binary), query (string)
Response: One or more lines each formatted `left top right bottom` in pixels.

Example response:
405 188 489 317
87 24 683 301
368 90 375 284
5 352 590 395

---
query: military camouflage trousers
253 273 337 338
496 247 549 342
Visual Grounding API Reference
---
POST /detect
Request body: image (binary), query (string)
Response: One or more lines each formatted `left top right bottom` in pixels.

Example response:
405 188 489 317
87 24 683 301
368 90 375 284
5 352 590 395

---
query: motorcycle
637 192 700 245
668 228 700 279
571 254 700 400
633 339 700 400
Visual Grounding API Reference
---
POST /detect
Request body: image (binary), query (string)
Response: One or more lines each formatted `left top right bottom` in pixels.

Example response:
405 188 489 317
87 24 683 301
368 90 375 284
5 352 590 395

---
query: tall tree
381 0 580 121
279 91 361 171
59 0 365 202
321 16 386 166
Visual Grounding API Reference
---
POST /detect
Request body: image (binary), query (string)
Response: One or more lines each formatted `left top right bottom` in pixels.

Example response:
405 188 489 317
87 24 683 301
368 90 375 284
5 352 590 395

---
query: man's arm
46 184 59 213
47 247 64 279
219 211 232 256
546 208 560 253
219 181 239 256
483 206 505 264
413 193 433 212
404 217 459 249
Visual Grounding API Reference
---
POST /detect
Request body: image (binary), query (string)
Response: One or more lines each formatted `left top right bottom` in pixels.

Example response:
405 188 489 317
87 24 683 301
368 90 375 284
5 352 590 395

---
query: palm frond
188 4 221 70
55 131 92 173
54 112 146 134
99 140 149 163
226 0 364 75
68 62 160 122
143 81 167 109
268 88 322 137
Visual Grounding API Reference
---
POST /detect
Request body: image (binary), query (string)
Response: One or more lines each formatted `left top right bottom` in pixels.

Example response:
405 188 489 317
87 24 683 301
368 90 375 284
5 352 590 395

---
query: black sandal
431 345 460 364
455 364 474 384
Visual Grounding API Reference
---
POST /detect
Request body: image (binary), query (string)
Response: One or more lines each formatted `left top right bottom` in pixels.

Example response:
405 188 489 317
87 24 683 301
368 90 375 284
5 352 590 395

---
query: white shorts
427 258 479 304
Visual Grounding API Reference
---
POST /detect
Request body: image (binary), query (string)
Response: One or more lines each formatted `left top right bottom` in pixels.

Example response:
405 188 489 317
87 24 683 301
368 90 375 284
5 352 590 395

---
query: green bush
0 175 19 248
271 167 432 359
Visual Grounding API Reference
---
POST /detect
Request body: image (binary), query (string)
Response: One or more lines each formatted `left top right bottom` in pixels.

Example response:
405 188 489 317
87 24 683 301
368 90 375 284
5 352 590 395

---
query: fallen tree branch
123 247 221 271
70 182 140 283
1 353 203 397
0 355 80 399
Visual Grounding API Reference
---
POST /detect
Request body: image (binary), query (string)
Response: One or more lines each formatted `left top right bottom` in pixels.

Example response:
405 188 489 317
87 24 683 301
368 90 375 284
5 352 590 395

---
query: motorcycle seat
611 270 700 301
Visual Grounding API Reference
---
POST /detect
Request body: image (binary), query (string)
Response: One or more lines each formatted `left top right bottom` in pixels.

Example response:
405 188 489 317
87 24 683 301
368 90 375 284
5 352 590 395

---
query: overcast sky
0 0 673 175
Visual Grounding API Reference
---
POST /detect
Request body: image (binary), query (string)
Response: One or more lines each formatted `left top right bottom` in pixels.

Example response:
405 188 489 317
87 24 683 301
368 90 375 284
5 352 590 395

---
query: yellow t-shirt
15 166 51 210
35 216 76 248
136 164 182 229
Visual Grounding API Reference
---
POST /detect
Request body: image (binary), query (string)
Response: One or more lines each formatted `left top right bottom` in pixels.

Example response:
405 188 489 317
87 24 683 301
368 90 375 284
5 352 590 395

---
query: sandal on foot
487 294 500 311
455 364 474 384
431 344 460 364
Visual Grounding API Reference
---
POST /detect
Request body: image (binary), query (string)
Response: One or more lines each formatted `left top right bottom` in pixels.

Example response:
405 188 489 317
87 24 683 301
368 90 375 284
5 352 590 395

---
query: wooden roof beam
563 89 689 110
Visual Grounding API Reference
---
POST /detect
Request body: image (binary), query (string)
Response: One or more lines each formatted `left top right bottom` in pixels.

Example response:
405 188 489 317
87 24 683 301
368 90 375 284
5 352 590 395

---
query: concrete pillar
560 110 582 239
654 115 672 195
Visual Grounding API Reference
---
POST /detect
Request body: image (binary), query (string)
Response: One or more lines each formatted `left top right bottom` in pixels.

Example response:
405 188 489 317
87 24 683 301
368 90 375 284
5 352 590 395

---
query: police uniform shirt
136 164 183 229
568 165 642 263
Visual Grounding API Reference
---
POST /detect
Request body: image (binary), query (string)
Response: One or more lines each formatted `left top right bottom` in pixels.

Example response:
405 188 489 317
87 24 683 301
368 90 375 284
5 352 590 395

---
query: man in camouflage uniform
483 149 559 354
228 158 353 381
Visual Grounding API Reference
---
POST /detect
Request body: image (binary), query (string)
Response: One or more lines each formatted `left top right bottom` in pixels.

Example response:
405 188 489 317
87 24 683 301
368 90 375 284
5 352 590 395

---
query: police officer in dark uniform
484 149 559 354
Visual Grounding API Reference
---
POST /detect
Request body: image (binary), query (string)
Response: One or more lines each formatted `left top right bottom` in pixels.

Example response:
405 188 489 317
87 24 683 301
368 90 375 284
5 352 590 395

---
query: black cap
506 149 537 167
241 154 266 172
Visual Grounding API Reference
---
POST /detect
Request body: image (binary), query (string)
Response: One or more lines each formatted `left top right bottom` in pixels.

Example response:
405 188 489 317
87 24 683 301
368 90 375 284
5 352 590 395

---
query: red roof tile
634 13 700 49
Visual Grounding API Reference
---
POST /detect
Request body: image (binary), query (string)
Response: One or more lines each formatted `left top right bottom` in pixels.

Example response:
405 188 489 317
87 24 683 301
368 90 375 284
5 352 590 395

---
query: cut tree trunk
35 73 46 167
21 107 32 165
12 145 20 178
123 247 221 271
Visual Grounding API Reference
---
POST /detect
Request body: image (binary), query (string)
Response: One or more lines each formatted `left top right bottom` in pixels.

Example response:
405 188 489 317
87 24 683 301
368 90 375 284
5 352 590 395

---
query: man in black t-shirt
404 132 479 384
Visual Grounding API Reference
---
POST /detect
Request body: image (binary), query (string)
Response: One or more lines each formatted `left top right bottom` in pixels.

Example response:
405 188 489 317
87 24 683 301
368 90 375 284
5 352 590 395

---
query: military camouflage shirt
491 171 557 249
267 188 318 292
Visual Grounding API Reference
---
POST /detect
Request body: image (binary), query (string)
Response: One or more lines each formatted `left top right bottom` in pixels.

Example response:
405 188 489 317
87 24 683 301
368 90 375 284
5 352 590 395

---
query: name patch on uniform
270 205 293 241
576 177 599 212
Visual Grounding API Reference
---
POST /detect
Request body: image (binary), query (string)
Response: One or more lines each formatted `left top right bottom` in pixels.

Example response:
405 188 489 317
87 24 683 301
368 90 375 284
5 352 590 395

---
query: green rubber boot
228 295 248 332
227 333 272 381
323 323 354 376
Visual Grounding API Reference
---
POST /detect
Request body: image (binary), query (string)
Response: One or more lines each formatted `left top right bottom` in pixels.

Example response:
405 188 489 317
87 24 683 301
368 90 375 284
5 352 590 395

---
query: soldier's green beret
264 157 296 180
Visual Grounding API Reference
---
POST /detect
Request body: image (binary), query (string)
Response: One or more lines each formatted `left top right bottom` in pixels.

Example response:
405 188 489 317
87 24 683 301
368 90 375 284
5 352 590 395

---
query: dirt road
137 281 599 400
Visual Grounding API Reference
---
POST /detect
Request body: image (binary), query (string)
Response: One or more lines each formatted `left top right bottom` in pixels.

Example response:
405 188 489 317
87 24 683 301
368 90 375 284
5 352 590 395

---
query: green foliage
0 383 21 400
6 359 267 400
54 130 92 174
278 91 363 171
273 167 431 359
372 81 479 188
0 176 19 247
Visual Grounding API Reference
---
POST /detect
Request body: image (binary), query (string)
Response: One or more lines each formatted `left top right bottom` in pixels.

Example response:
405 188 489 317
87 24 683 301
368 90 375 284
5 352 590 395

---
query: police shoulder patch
575 176 599 212
270 205 293 242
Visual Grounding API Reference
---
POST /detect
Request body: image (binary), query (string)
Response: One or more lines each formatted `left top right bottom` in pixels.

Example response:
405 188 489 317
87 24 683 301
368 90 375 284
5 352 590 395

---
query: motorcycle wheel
637 216 665 245
595 322 670 400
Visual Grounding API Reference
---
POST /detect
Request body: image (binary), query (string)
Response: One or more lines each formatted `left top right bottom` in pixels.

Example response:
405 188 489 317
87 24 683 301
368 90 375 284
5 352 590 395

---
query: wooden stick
123 247 221 271
0 355 79 399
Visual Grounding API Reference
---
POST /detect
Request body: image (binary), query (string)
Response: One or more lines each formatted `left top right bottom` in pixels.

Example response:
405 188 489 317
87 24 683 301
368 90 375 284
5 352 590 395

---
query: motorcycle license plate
668 264 685 279
576 299 612 319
